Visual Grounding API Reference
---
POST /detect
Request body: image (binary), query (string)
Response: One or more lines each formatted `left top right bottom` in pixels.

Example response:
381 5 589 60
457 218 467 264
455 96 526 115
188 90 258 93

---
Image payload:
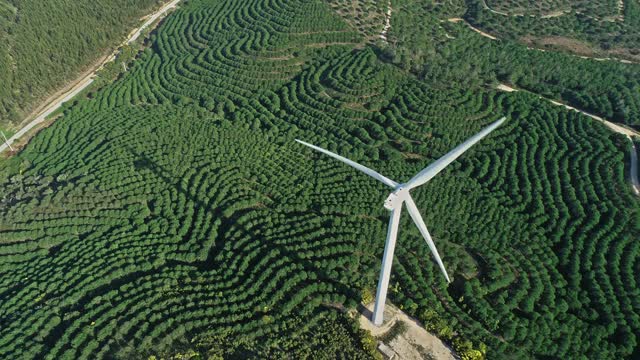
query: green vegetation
384 0 640 127
420 309 486 360
327 0 388 41
0 0 161 126
379 321 408 344
486 0 619 18
465 0 640 57
0 0 639 359
485 0 569 15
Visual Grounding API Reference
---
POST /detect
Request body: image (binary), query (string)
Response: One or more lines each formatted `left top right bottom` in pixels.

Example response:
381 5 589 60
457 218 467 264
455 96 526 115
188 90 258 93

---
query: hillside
464 0 640 61
374 0 640 128
0 0 639 359
0 0 161 127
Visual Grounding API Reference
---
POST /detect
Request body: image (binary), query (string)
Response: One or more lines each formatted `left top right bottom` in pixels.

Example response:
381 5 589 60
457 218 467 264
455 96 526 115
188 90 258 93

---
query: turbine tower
296 117 506 326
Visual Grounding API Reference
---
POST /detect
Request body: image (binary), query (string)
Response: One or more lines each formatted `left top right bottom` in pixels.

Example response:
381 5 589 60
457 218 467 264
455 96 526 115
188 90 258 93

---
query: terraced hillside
381 0 640 127
0 0 639 359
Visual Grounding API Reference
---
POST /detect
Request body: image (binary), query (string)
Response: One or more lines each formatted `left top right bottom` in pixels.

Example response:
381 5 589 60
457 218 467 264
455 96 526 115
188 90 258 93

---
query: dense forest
465 0 640 57
0 0 161 127
383 0 640 127
0 0 639 359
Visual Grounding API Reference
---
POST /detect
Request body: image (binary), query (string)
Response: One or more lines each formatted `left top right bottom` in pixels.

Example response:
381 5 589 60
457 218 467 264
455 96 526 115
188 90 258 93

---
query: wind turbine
296 117 506 325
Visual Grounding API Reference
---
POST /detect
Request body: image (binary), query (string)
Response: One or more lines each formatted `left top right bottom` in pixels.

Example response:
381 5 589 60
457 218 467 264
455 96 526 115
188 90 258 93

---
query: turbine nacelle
384 187 408 211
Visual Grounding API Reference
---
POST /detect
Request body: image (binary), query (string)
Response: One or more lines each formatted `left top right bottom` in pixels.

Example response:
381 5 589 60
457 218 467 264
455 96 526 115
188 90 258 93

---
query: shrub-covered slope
0 0 639 359
0 0 160 126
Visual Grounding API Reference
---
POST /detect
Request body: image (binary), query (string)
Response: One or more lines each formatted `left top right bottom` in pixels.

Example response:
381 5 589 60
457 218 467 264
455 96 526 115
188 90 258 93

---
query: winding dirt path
448 18 497 40
540 10 569 18
617 0 625 21
480 0 508 16
127 0 181 45
0 0 182 155
379 0 392 42
496 83 639 138
548 99 639 137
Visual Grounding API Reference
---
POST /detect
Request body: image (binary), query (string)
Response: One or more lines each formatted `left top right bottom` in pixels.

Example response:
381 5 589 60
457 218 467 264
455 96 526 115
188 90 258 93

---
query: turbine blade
296 139 398 188
372 206 402 325
404 117 506 190
404 194 451 283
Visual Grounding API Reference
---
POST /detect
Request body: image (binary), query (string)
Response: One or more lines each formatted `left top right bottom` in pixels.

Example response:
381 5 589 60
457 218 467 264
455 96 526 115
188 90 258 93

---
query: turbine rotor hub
384 187 409 210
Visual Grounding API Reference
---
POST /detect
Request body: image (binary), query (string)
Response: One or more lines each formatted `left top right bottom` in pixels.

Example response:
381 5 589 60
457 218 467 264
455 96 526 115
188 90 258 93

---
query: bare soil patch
540 10 569 18
608 48 640 63
521 36 597 57
496 83 517 92
358 302 456 360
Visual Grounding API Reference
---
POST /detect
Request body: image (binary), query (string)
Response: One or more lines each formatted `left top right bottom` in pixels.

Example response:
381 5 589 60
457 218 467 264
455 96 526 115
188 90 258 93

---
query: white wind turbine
296 117 506 325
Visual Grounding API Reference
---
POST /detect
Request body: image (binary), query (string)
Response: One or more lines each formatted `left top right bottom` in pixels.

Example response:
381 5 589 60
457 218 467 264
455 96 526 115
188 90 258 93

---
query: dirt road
448 18 497 40
480 0 508 16
629 136 640 196
0 0 182 154
617 0 625 21
547 99 640 137
127 0 181 45
379 0 392 42
496 83 640 138
497 83 640 195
